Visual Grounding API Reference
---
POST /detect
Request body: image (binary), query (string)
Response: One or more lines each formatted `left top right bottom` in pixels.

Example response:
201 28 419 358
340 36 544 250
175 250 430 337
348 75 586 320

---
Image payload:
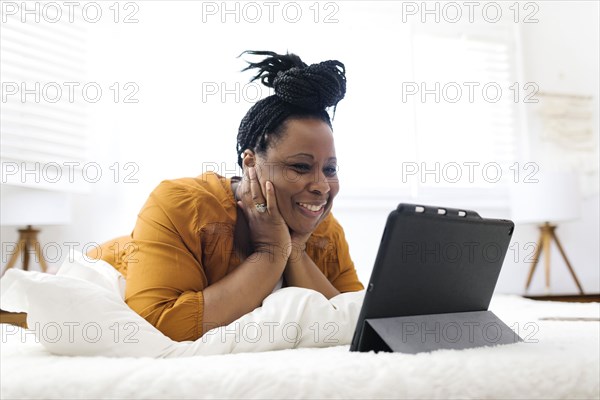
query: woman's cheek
281 168 300 184
275 188 289 212
330 181 340 199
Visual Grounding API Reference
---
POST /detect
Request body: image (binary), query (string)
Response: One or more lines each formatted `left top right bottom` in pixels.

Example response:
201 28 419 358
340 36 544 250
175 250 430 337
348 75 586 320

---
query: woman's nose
309 170 331 195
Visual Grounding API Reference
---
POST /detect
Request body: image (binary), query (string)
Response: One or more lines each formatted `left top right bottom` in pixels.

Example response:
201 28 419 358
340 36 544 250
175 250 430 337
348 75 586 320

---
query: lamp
509 171 584 294
1 185 71 275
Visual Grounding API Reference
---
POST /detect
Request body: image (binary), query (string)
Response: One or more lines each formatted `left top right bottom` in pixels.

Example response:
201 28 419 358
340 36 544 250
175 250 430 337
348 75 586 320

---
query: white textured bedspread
2 294 598 399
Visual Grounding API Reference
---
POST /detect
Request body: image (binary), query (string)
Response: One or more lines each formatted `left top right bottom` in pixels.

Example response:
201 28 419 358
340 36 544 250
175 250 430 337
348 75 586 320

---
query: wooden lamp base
2 225 48 275
525 222 584 294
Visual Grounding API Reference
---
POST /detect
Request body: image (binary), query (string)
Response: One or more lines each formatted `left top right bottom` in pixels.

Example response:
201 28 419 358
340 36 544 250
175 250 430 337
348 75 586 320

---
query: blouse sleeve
125 180 209 342
324 216 365 293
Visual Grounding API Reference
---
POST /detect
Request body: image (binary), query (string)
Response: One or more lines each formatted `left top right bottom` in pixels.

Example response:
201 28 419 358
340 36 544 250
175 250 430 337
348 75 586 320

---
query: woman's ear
241 150 256 171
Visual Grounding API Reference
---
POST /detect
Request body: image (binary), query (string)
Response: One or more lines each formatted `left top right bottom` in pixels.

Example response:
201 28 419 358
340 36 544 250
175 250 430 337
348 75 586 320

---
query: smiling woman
100 51 364 342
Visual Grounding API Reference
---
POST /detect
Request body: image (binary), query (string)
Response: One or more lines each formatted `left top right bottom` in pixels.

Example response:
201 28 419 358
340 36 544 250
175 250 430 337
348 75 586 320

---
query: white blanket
2 252 599 399
0 250 364 357
2 294 598 399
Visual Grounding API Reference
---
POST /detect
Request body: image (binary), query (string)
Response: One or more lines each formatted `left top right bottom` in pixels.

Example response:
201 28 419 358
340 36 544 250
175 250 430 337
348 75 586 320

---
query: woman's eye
324 166 338 177
291 164 311 172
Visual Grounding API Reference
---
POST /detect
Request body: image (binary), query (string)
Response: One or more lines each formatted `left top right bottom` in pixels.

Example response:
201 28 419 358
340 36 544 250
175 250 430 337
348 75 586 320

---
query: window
331 5 524 210
1 13 89 192
406 21 524 205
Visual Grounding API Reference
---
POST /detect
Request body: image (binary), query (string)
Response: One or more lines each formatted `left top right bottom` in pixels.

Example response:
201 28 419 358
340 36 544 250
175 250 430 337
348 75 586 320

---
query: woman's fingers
265 180 283 218
242 166 283 220
249 166 266 206
236 166 291 259
239 166 283 221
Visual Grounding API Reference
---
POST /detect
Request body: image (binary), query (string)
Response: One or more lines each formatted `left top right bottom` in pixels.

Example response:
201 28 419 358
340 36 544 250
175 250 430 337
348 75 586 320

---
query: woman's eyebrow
288 153 314 159
287 153 337 162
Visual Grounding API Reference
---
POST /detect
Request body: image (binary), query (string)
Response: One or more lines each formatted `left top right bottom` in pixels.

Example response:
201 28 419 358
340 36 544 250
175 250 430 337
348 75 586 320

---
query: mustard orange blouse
122 172 364 342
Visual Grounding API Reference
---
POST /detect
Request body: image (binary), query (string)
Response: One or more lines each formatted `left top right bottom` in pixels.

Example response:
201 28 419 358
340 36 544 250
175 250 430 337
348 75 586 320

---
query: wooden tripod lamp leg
23 232 32 271
34 241 48 273
2 238 26 275
1 226 49 274
551 229 585 294
525 231 544 292
542 224 552 293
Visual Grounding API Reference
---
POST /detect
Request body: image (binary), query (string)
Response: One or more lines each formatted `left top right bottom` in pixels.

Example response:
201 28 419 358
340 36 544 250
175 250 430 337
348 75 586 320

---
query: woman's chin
289 218 323 236
284 204 331 236
288 223 312 237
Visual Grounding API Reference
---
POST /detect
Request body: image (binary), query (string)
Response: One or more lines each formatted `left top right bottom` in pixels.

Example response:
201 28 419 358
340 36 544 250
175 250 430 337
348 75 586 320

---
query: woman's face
249 118 340 235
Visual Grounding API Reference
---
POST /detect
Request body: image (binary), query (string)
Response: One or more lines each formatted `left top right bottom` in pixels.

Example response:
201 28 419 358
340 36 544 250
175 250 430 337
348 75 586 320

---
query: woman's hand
236 166 292 260
237 177 337 298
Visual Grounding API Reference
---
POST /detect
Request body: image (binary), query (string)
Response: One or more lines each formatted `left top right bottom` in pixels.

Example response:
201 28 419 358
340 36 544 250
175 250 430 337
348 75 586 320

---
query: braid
236 50 346 168
273 60 346 111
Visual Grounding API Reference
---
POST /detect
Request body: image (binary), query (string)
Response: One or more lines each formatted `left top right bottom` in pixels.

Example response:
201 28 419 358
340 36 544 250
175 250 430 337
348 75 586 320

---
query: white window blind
1 12 89 192
407 22 522 203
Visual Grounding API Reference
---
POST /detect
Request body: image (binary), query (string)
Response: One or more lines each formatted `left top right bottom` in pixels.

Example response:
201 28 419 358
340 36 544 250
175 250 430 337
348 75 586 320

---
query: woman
123 51 364 342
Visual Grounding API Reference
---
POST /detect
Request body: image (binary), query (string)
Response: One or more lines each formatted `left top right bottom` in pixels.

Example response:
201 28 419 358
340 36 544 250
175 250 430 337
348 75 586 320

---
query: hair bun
273 60 346 110
240 50 346 111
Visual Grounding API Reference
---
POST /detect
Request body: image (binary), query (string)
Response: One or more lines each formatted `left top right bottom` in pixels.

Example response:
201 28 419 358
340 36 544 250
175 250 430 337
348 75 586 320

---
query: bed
1 253 599 399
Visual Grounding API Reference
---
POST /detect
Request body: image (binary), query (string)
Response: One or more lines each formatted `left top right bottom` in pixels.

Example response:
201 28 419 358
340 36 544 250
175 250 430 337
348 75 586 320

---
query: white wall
512 1 599 294
2 1 598 295
339 1 600 295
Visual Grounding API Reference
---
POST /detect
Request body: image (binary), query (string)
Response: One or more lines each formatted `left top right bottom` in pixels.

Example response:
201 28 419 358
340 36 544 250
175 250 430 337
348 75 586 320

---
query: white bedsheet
2 295 599 399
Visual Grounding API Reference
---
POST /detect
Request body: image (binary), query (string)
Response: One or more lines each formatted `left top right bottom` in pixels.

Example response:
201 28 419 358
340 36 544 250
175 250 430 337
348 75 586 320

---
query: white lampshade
0 184 71 226
509 171 580 224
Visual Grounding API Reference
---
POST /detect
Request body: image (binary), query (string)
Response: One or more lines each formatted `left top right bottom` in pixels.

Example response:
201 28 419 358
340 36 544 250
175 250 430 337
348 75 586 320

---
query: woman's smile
296 201 326 218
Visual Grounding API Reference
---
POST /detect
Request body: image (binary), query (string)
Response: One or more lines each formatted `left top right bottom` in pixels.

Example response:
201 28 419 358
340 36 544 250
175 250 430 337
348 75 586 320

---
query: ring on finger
255 203 267 213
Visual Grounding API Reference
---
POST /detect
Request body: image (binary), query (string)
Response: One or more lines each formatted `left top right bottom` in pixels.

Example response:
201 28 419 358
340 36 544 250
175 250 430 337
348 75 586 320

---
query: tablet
350 203 515 352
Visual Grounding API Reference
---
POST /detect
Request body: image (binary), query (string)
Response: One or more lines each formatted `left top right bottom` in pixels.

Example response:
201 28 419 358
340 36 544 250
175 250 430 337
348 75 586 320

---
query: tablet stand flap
364 310 522 354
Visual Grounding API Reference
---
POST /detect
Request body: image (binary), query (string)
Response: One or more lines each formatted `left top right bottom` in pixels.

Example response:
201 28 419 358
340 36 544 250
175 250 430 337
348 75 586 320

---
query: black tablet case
350 203 521 353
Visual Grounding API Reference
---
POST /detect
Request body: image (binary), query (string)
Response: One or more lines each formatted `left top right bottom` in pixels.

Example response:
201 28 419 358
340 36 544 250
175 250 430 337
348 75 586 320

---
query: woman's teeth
298 202 324 212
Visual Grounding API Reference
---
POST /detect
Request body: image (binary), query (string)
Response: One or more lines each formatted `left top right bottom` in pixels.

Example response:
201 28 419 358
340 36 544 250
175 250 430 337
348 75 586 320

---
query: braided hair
236 50 346 168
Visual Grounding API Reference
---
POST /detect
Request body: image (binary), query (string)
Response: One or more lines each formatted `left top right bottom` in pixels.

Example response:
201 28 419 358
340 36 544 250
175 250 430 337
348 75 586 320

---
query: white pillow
0 250 364 357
